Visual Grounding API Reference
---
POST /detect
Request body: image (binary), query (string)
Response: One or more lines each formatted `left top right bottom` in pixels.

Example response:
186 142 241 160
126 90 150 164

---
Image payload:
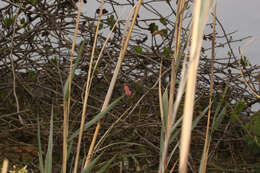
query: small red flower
123 83 131 97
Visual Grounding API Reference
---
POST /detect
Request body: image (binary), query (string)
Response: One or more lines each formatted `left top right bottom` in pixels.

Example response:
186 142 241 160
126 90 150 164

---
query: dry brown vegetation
0 0 260 172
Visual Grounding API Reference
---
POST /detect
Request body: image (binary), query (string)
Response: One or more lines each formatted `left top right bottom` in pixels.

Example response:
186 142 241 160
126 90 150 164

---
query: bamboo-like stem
1 159 8 173
72 0 104 172
83 0 143 168
73 4 126 172
179 0 213 172
9 3 22 124
201 3 216 173
62 1 83 173
158 60 164 128
159 0 185 172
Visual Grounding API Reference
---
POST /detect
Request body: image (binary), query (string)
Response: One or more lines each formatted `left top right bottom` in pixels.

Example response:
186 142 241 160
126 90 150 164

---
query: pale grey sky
80 0 260 65
218 0 260 65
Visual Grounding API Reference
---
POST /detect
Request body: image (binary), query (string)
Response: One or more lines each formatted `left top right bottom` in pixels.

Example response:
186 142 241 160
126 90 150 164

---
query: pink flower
123 84 131 96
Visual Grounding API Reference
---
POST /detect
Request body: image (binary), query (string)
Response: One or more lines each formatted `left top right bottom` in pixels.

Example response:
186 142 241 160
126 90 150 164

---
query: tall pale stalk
62 0 84 173
179 1 215 173
72 0 105 172
83 0 143 168
200 3 216 173
1 159 8 173
159 0 185 172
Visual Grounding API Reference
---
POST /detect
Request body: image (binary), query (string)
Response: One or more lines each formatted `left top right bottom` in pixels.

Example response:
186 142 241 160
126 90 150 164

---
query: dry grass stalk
1 159 8 173
9 2 23 124
179 0 214 172
72 0 105 172
159 0 186 172
200 3 216 173
63 0 84 172
73 2 127 172
84 0 143 168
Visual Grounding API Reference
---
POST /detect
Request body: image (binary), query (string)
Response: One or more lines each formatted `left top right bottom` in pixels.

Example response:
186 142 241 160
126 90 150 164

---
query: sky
1 0 258 64
217 0 260 65
1 0 259 109
78 0 260 65
217 0 260 110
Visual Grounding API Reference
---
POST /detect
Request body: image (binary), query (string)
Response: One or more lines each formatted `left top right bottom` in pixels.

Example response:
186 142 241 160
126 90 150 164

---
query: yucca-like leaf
45 108 54 173
37 115 44 173
81 153 103 173
96 155 117 173
63 40 86 100
68 95 123 142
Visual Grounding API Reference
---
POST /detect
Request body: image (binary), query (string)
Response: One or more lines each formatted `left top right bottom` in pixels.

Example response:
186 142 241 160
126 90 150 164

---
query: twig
9 2 23 124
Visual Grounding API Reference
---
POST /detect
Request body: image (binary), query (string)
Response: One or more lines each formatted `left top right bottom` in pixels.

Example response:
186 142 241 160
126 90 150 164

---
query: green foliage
247 112 260 137
163 47 170 56
245 112 260 149
29 0 37 4
162 88 169 129
148 23 158 33
0 89 7 99
2 17 13 28
231 100 260 150
38 115 44 173
63 40 85 100
50 57 58 65
211 105 226 134
36 96 122 172
199 87 228 173
9 165 28 173
161 29 168 36
38 112 53 173
20 18 25 25
28 71 36 79
81 153 103 173
159 17 167 25
107 15 116 30
227 51 231 57
68 95 124 142
96 155 117 173
240 55 251 68
135 46 142 53
230 100 247 124
99 23 103 29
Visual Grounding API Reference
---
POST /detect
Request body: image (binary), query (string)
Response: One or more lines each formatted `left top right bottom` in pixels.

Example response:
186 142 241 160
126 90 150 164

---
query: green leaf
68 96 123 142
247 111 260 137
227 51 231 57
169 105 208 144
50 57 58 65
63 40 85 100
96 155 117 173
30 0 37 4
161 29 168 36
148 23 158 33
2 17 13 27
230 100 247 124
211 106 226 133
99 23 103 29
107 15 115 27
20 18 25 24
159 17 167 25
45 109 54 173
28 71 36 78
81 153 103 173
135 46 142 53
162 88 169 129
163 47 170 55
37 115 44 173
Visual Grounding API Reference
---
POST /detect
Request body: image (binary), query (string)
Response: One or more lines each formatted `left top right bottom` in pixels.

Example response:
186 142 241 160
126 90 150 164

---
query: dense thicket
0 0 259 172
